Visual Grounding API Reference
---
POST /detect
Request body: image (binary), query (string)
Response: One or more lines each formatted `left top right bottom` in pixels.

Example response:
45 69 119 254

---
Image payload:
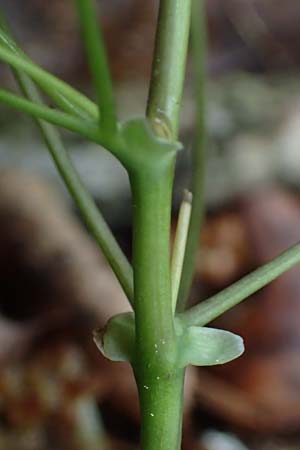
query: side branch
0 89 101 142
75 0 117 131
0 17 134 304
0 45 98 118
181 244 300 327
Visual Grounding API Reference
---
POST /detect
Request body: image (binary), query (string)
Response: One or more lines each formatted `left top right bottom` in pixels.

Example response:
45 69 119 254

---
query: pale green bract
93 312 135 362
94 312 244 367
174 319 244 367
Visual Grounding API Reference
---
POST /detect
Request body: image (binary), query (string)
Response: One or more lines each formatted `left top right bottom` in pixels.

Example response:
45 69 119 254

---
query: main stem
147 0 192 138
135 0 192 447
130 162 184 450
137 369 184 450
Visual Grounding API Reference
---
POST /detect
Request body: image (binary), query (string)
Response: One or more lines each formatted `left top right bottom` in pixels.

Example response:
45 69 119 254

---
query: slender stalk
130 162 183 450
0 45 98 118
181 243 300 327
0 88 101 142
171 190 192 314
7 57 134 304
41 123 134 303
0 16 22 60
75 0 117 131
0 22 92 119
0 88 125 154
146 0 192 138
177 0 207 311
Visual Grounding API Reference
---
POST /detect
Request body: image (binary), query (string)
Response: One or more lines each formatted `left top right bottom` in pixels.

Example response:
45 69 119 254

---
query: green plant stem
177 0 207 311
0 88 101 141
0 45 98 118
0 88 125 155
130 162 183 450
146 0 192 138
43 126 134 303
0 21 91 119
131 167 175 366
132 1 193 448
9 63 134 304
181 243 300 327
136 369 184 450
75 0 117 131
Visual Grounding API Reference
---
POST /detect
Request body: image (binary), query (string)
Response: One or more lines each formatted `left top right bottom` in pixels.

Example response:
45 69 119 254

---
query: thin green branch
40 122 134 303
0 88 102 141
0 21 90 119
177 0 207 311
0 88 125 154
146 0 192 139
75 0 117 131
181 243 300 327
171 190 192 314
0 44 98 118
2 47 134 304
0 15 18 52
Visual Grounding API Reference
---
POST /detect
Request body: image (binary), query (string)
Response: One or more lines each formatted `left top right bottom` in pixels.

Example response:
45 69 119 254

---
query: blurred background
0 1 300 449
